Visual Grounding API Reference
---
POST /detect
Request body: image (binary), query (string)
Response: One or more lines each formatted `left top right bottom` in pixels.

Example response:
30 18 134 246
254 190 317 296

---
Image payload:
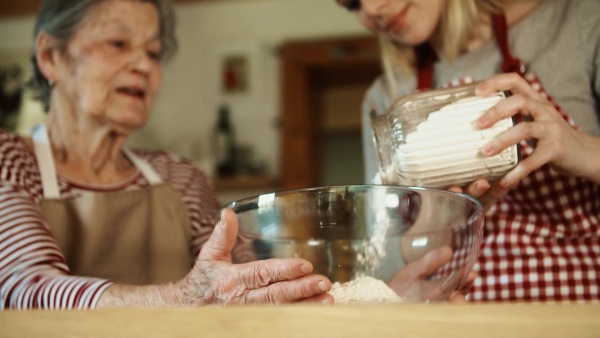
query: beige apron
32 124 191 285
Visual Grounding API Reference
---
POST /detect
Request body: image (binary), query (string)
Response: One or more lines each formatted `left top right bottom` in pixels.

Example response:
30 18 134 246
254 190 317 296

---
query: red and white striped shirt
0 129 220 309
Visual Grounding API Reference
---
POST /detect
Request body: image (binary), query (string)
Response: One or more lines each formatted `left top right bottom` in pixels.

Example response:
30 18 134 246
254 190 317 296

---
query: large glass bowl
225 185 484 303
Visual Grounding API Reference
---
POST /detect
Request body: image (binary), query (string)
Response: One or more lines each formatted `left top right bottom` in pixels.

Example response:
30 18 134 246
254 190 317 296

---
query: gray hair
30 0 178 112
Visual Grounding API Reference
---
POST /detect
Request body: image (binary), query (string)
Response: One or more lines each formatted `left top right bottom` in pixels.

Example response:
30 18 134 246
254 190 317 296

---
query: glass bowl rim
223 184 483 211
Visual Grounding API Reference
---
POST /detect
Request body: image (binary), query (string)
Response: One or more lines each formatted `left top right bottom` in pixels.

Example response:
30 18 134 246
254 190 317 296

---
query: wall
0 0 370 180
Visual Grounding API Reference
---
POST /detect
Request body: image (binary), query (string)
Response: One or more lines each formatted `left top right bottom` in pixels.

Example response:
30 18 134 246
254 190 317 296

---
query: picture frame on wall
221 53 249 95
211 41 267 101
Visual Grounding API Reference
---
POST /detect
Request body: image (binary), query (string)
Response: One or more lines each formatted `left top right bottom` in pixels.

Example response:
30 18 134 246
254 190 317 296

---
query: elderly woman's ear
35 31 61 85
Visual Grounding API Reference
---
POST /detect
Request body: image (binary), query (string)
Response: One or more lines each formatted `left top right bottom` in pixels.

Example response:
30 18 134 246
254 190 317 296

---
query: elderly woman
0 0 333 309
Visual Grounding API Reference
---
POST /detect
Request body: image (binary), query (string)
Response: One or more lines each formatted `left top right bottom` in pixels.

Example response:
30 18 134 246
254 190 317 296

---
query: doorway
279 35 381 190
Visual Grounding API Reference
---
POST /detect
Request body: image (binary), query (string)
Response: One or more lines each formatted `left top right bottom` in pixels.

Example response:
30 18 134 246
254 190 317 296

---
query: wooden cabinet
280 35 380 190
0 0 40 17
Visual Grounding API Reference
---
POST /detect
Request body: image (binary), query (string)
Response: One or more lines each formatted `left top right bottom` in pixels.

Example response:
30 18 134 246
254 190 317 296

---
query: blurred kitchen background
0 0 381 204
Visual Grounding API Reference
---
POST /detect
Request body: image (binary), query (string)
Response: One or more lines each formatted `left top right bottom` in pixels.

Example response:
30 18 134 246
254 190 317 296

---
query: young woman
338 0 600 301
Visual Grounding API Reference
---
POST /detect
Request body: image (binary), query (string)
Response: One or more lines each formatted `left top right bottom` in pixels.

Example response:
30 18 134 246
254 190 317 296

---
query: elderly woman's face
55 0 162 131
351 0 444 46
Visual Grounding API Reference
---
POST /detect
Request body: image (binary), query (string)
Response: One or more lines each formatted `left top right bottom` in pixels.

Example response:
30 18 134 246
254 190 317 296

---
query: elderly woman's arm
0 184 113 309
0 186 331 308
96 209 332 307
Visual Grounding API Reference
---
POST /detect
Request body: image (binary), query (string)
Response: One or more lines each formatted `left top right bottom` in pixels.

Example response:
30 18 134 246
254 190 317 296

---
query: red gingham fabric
468 72 600 302
413 13 600 303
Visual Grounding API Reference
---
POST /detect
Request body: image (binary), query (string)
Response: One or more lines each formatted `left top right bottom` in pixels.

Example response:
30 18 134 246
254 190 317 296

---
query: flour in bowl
329 276 404 304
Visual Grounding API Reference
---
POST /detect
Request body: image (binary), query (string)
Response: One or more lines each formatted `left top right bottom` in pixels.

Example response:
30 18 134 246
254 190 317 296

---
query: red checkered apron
416 14 600 302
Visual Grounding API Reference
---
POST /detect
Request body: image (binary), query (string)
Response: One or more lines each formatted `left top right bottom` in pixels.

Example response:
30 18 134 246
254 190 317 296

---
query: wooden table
1 303 599 338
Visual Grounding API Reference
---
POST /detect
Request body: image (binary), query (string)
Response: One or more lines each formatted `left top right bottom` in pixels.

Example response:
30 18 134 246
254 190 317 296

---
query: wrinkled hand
175 208 333 305
388 247 477 303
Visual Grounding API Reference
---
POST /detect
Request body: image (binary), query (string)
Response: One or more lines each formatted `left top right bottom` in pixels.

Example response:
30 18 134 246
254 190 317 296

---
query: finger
446 180 490 200
459 271 478 294
478 95 554 130
459 179 491 199
500 149 554 189
476 94 526 129
295 292 335 305
478 182 511 209
480 122 532 158
446 186 464 193
475 73 543 101
464 271 478 285
395 246 453 281
448 291 468 303
234 258 315 289
198 208 239 262
244 275 331 304
477 94 549 131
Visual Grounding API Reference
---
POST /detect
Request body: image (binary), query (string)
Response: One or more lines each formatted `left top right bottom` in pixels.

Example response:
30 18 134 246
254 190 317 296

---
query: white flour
388 93 517 188
329 276 404 304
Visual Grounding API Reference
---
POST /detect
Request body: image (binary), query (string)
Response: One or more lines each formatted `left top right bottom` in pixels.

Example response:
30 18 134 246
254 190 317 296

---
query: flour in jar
329 276 404 304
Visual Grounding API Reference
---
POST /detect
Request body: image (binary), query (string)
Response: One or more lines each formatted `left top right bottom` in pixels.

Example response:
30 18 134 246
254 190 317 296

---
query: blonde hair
380 0 503 98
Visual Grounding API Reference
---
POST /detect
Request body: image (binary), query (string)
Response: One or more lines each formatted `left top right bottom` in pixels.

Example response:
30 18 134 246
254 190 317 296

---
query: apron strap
31 124 61 199
122 148 163 185
416 43 438 91
31 124 163 198
416 13 526 90
491 14 526 75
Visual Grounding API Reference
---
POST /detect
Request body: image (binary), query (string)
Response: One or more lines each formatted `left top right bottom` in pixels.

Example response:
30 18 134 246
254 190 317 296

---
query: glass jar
370 83 520 189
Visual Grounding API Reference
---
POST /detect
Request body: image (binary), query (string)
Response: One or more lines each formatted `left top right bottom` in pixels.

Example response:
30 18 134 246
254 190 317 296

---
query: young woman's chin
390 29 432 47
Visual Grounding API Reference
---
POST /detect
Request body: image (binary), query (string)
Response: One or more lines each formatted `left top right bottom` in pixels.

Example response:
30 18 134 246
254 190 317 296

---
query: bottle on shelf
213 104 237 177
